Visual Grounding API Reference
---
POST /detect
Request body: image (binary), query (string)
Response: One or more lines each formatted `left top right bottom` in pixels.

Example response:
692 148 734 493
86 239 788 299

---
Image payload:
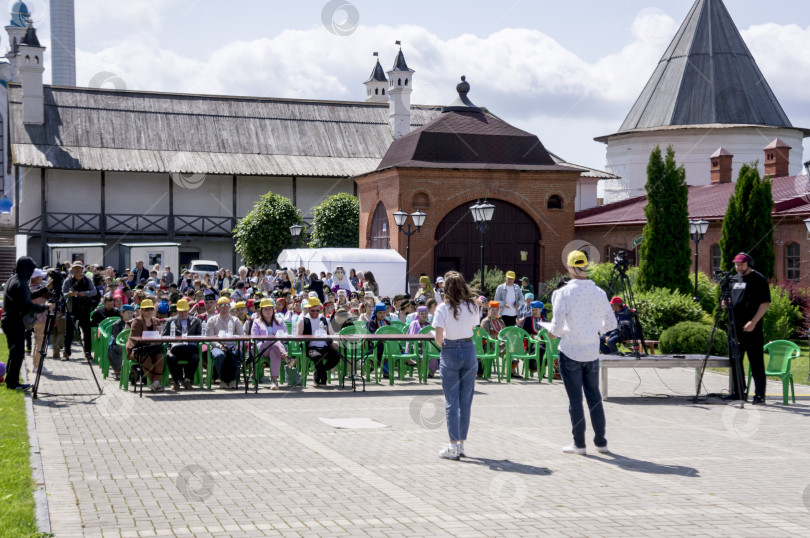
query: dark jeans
308 346 340 384
559 352 606 449
167 344 200 382
211 346 241 383
502 315 517 327
599 334 620 354
3 323 26 388
736 326 765 398
65 311 92 356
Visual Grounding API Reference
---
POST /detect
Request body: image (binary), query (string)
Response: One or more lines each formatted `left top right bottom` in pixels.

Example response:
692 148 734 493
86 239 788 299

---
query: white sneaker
458 442 466 457
438 444 460 460
219 381 228 389
596 445 609 454
270 380 280 390
41 366 53 375
228 381 236 389
150 381 163 392
562 444 586 455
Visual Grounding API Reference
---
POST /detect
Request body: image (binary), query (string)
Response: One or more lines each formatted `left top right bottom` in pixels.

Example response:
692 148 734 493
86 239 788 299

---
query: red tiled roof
575 174 810 227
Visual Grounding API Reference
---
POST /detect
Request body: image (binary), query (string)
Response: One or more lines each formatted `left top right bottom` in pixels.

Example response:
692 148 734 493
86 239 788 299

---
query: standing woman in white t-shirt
432 271 483 460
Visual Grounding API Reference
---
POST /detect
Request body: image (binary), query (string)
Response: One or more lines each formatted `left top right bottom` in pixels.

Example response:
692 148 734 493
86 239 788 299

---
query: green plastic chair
747 340 799 405
116 328 131 390
94 317 119 369
161 340 204 388
376 325 418 384
539 329 559 383
352 320 368 330
498 326 541 383
389 321 407 332
418 326 440 381
338 325 373 385
473 326 500 381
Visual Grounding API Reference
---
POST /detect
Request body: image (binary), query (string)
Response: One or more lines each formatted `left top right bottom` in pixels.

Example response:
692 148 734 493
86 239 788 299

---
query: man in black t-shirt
726 253 771 404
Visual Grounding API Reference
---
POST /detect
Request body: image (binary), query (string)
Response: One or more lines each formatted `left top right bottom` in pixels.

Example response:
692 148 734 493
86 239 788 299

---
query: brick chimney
710 147 733 184
764 138 791 178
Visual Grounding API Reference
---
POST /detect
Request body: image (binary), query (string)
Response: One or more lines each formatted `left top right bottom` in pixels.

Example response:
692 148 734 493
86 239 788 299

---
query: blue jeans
210 346 241 383
439 339 477 441
559 352 606 449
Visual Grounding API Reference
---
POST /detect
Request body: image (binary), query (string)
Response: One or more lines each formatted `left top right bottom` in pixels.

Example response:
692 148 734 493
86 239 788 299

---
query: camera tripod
694 271 745 408
606 259 648 358
32 296 103 399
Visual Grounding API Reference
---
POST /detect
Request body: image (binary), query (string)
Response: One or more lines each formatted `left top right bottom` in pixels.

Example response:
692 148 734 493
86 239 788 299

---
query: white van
189 259 220 279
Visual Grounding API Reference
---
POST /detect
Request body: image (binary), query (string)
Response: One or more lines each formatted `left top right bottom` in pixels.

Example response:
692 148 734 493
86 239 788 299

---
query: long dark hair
364 271 377 285
443 271 477 320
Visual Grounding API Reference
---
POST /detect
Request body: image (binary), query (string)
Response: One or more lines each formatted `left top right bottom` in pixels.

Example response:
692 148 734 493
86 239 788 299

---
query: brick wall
356 167 581 284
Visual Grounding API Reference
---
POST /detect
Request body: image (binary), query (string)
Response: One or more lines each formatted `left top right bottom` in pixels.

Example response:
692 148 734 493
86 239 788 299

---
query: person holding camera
723 253 770 404
599 297 634 355
2 257 55 390
60 261 97 361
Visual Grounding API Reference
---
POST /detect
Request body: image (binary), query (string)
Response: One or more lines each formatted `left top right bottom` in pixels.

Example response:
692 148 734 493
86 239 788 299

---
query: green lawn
0 339 45 538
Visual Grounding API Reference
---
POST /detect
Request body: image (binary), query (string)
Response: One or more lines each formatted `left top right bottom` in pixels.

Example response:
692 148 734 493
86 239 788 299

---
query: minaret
17 20 46 124
363 52 388 103
386 41 414 139
49 0 76 86
5 1 30 83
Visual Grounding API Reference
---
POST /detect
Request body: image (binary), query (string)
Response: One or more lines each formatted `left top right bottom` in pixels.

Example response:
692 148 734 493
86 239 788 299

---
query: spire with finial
364 51 388 103
442 75 482 113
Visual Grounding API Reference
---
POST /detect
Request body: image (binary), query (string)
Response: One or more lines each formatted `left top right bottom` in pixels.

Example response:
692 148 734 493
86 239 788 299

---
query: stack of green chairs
498 326 542 383
95 317 120 378
116 328 132 390
747 340 799 405
473 326 500 381
376 325 418 384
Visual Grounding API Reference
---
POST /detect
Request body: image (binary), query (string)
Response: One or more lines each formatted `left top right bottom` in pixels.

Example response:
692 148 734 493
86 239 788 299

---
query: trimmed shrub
633 287 705 340
659 321 728 355
762 284 802 343
470 266 505 300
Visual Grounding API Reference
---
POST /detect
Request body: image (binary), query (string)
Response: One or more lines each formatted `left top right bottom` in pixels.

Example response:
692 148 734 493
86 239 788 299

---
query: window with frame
710 244 721 273
786 242 800 282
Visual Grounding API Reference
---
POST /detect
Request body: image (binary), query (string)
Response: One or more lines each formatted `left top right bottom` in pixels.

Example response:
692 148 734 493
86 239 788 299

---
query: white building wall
46 169 100 212
173 174 233 217
236 176 293 217
18 166 41 228
601 127 806 203
296 177 354 218
105 172 170 214
575 178 599 211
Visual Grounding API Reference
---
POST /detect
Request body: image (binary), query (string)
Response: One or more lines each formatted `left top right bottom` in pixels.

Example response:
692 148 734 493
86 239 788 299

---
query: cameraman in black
2 257 55 390
724 253 770 404
600 296 634 354
61 261 98 361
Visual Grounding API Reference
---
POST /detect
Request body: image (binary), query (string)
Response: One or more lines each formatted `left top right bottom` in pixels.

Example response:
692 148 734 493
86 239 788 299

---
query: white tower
17 21 46 124
387 43 414 139
49 0 75 86
363 52 388 103
5 1 30 83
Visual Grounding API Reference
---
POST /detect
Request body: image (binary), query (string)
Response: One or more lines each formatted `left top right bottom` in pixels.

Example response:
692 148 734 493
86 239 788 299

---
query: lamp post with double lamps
394 209 427 294
689 218 709 302
470 200 496 287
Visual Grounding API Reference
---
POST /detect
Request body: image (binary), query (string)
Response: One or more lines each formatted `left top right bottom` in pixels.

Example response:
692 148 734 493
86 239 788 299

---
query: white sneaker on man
40 366 53 375
596 445 609 454
150 381 163 392
562 444 586 455
227 381 236 389
438 444 460 460
219 381 228 389
458 442 466 457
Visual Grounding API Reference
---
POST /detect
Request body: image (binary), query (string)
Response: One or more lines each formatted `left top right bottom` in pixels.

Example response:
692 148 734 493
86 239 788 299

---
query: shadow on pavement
460 457 553 476
585 452 699 477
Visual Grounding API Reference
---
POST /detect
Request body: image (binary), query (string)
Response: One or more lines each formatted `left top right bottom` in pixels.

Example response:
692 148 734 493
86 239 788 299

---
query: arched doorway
369 202 390 249
434 200 541 283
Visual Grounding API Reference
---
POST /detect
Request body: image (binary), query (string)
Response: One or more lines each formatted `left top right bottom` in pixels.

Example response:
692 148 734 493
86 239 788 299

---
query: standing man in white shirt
550 251 617 455
494 271 522 327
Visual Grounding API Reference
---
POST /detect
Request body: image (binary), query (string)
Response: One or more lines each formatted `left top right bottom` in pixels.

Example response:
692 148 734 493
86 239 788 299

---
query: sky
15 0 810 172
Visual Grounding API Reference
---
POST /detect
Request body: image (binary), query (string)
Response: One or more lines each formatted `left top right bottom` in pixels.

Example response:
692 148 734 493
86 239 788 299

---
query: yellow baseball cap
567 250 588 267
505 271 516 279
234 301 246 309
176 299 190 312
307 298 322 307
217 297 231 306
140 299 155 309
259 298 274 309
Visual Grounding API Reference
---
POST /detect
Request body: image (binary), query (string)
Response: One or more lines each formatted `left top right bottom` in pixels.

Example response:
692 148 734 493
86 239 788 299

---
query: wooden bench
618 339 659 354
599 354 730 399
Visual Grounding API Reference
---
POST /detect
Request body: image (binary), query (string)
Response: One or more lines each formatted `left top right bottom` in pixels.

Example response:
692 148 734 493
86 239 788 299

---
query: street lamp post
470 200 496 288
394 209 427 294
689 218 710 302
289 223 303 247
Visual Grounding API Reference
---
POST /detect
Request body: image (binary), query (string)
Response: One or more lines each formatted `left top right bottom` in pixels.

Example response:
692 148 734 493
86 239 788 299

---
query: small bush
633 287 705 340
694 271 718 315
540 272 569 303
470 266 506 300
588 263 639 297
762 284 802 343
659 321 728 355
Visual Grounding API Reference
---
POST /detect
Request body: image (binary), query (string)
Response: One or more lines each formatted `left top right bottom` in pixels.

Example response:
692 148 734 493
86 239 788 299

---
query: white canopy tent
277 248 406 298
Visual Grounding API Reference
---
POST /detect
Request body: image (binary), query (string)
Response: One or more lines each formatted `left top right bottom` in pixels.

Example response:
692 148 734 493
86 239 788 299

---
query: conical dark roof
619 0 792 132
20 25 40 47
391 49 411 72
365 59 387 83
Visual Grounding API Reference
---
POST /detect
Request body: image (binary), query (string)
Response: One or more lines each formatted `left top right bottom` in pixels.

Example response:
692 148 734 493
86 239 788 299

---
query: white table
599 354 731 399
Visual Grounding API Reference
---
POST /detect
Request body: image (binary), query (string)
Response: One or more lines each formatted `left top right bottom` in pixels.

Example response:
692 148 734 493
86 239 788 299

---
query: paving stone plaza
25 354 810 537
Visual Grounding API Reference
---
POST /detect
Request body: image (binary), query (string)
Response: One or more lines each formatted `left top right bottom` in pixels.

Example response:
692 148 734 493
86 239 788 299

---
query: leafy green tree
309 193 359 248
637 146 693 294
233 192 303 266
471 266 505 299
719 163 775 279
